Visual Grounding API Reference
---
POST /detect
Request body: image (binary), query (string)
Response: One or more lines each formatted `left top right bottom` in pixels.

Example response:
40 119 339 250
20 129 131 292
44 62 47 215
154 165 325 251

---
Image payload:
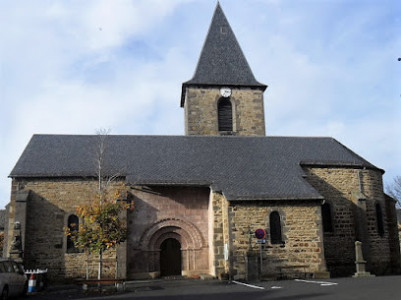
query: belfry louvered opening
218 97 233 131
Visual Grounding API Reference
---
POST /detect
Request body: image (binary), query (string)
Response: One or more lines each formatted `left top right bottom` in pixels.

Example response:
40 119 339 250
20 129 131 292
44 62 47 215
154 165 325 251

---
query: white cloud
0 0 400 208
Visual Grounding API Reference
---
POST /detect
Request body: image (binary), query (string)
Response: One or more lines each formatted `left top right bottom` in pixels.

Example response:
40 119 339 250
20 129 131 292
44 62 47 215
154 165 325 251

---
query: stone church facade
5 4 400 281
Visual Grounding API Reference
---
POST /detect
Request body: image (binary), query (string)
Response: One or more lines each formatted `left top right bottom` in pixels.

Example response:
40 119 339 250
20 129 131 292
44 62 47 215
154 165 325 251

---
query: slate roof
10 135 381 201
181 3 266 106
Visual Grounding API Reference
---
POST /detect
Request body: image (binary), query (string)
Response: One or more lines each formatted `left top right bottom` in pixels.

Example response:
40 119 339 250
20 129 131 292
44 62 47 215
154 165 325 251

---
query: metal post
259 242 263 279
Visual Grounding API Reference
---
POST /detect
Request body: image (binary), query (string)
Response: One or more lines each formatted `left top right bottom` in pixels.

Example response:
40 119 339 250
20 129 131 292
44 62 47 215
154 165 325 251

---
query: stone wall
303 167 400 276
208 192 227 278
184 87 265 136
7 167 399 281
127 186 210 279
6 178 124 281
385 195 401 273
227 200 327 280
64 250 117 279
8 182 211 280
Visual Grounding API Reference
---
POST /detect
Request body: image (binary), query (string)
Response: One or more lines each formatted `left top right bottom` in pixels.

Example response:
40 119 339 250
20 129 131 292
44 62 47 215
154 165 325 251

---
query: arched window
321 203 333 233
270 211 283 244
67 214 79 253
375 203 384 237
218 98 233 132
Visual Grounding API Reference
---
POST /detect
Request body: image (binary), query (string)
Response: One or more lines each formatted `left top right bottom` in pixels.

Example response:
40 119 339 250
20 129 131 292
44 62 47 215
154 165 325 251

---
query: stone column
5 185 29 258
9 222 23 262
352 172 371 270
353 241 374 277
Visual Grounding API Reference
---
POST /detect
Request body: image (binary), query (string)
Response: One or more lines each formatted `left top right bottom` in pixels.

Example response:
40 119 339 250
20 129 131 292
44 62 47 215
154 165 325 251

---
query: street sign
255 228 266 239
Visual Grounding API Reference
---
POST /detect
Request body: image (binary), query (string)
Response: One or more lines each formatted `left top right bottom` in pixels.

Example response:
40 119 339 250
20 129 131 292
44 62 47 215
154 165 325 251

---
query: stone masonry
184 87 265 136
126 186 211 279
6 164 400 281
303 167 400 276
227 200 327 280
6 178 126 281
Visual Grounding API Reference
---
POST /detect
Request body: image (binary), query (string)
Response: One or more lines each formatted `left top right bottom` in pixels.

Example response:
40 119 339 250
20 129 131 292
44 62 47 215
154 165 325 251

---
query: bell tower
181 3 267 136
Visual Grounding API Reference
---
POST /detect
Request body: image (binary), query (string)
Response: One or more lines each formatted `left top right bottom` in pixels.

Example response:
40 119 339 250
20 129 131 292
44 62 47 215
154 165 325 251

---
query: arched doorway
160 238 182 276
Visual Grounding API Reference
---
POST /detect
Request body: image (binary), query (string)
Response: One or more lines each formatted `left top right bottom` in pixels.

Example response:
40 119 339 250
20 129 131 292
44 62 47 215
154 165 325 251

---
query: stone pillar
352 186 371 269
245 252 259 282
11 190 29 258
353 241 374 277
9 222 23 262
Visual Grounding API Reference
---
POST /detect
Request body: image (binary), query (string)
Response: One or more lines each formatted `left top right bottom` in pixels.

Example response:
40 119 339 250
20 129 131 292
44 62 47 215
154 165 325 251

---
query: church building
5 3 400 281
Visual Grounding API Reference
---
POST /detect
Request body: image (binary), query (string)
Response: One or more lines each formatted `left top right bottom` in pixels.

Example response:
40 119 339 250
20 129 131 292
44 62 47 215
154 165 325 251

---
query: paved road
24 276 401 300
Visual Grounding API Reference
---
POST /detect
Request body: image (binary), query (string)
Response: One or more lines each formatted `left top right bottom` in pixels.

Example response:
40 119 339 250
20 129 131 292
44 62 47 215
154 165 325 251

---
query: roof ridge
31 134 338 139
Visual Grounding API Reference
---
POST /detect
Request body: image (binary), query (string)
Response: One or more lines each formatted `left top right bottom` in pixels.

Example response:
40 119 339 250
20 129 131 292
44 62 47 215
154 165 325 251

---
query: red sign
255 228 266 239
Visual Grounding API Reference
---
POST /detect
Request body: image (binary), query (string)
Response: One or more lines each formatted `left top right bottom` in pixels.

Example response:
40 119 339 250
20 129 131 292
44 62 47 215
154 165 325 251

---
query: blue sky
0 0 400 209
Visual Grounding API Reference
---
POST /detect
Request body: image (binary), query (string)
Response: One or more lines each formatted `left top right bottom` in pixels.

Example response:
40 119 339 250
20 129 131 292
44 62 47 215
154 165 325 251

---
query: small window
376 203 384 237
322 203 333 233
218 98 233 132
67 214 79 253
270 211 283 244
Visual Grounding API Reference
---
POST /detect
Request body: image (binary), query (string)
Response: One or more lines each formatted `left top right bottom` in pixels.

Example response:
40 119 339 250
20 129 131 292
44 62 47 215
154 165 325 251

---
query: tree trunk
98 250 103 280
86 254 89 280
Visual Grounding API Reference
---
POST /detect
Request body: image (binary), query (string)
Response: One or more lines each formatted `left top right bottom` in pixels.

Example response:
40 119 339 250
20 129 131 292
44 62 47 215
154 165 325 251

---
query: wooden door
160 238 182 276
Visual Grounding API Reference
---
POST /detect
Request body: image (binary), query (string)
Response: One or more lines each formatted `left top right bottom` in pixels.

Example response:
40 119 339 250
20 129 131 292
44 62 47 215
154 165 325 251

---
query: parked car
0 259 27 299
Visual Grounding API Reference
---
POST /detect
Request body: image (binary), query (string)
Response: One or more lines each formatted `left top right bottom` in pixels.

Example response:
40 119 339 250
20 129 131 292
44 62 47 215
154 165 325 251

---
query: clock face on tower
220 87 232 98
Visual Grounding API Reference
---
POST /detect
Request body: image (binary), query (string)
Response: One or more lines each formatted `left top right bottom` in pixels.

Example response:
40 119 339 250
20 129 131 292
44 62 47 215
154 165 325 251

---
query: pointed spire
181 3 266 106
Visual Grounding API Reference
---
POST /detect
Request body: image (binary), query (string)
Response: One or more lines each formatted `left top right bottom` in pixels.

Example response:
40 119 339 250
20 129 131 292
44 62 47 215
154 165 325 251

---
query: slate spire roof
181 3 267 106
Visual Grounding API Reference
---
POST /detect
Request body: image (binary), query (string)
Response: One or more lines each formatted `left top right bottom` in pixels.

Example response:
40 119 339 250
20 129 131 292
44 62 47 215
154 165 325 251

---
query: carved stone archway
139 218 205 251
138 218 207 276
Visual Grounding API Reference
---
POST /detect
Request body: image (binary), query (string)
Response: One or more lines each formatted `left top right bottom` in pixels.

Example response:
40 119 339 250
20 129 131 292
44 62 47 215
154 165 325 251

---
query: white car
0 259 27 299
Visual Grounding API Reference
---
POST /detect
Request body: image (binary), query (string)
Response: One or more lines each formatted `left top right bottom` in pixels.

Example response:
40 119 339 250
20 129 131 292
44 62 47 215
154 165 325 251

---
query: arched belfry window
67 214 79 253
375 203 384 237
218 97 233 132
322 203 333 233
270 211 283 244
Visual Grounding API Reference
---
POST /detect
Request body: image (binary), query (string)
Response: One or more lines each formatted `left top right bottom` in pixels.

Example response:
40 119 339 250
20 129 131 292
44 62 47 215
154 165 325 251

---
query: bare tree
387 176 401 208
95 128 121 197
66 128 130 281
